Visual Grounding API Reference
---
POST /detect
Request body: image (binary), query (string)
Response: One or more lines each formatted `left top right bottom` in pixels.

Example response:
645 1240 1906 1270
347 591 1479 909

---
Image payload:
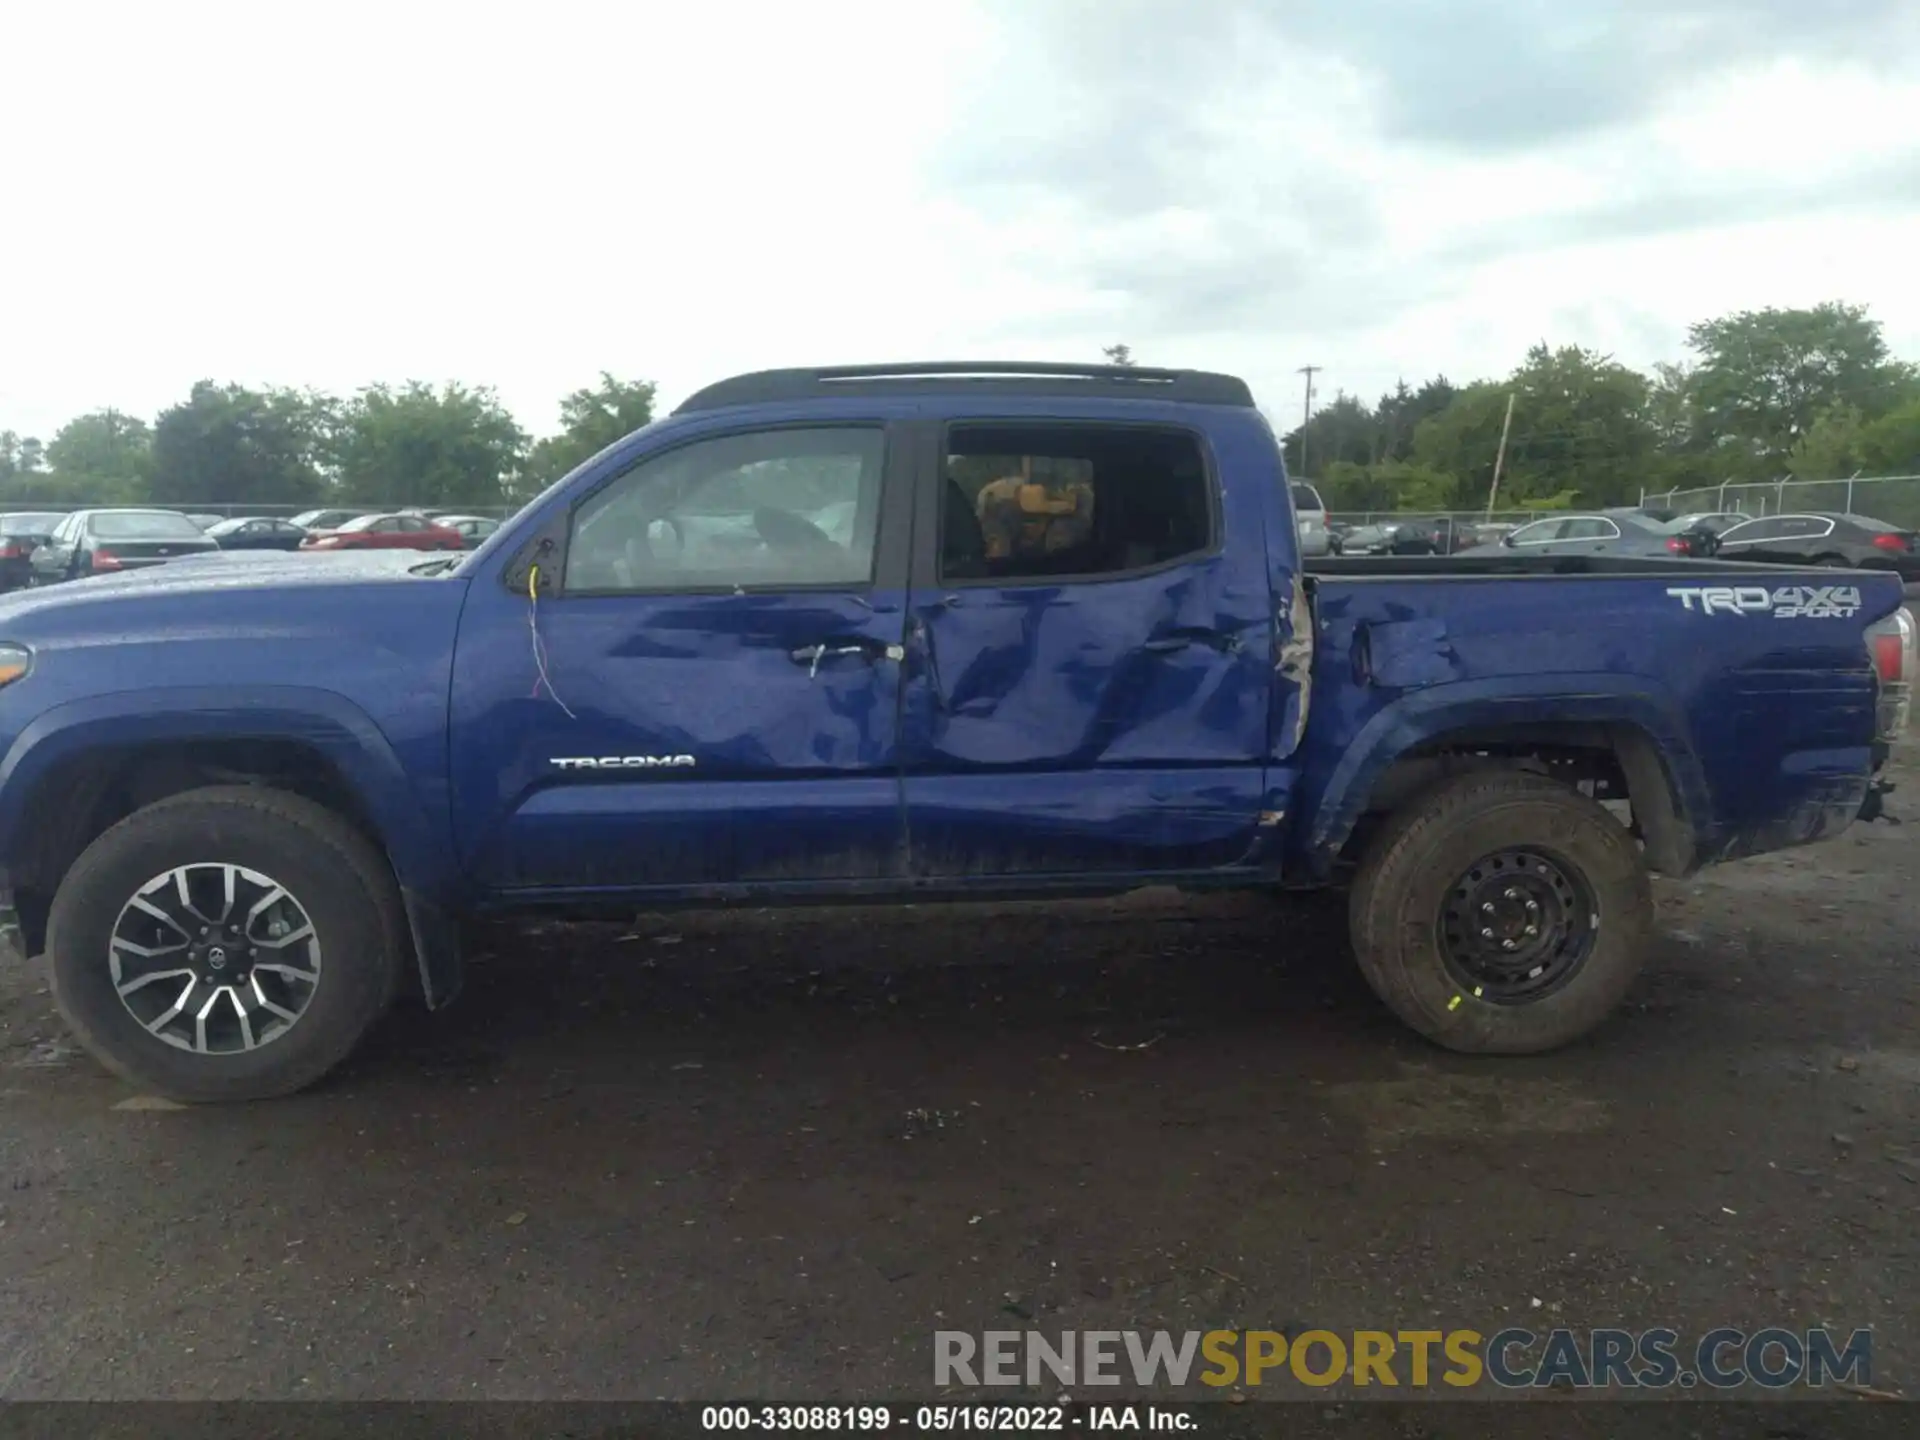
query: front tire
47 787 405 1102
1349 771 1653 1054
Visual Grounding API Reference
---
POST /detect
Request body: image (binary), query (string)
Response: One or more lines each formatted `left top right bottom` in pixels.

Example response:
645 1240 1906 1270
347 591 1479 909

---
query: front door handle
790 639 906 678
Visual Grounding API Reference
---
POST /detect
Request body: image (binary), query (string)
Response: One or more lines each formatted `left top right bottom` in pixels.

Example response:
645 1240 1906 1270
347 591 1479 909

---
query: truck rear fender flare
1298 674 1709 877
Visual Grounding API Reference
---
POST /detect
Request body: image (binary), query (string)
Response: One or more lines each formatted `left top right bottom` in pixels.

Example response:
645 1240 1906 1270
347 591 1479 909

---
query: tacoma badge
551 755 697 771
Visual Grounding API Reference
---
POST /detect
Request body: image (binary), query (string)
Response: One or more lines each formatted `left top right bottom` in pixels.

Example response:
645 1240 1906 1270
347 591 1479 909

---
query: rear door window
940 424 1214 583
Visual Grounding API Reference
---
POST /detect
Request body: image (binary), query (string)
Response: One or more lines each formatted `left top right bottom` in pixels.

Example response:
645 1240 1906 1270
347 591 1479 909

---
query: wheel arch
1296 677 1710 880
0 688 463 1006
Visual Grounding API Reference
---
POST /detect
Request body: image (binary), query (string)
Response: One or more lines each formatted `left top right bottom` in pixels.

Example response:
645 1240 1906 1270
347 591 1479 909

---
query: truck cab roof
672 361 1257 415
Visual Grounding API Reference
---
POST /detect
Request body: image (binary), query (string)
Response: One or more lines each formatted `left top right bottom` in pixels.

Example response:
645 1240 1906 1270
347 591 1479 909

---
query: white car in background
1293 481 1331 557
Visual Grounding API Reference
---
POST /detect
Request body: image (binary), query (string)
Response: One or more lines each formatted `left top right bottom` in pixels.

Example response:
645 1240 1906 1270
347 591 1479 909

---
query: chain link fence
1640 475 1920 530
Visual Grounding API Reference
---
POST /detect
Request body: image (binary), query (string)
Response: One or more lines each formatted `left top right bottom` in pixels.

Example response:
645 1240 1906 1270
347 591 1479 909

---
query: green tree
1373 377 1457 464
45 409 152 502
1318 458 1460 512
1413 346 1655 509
1787 404 1869 481
334 382 527 509
0 431 45 489
150 382 332 506
1679 303 1915 473
1283 392 1380 477
1859 395 1920 475
1102 344 1135 367
524 374 658 490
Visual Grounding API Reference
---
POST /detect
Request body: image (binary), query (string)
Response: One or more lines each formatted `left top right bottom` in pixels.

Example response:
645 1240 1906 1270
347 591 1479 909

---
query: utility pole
1484 392 1516 518
1296 365 1320 477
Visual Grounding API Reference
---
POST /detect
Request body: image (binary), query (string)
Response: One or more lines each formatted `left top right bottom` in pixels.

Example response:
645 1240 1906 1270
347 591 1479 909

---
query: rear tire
1349 771 1653 1054
47 786 406 1102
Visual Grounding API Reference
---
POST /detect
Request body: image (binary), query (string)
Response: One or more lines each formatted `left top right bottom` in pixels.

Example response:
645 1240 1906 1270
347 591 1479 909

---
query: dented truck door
898 404 1294 879
449 416 916 892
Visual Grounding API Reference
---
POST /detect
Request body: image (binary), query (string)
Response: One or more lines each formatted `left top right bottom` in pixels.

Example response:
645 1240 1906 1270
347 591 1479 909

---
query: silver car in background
1293 481 1331 557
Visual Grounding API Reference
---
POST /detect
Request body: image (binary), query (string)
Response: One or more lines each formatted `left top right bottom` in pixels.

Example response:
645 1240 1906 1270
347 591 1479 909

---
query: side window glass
565 426 885 593
940 424 1212 582
1509 520 1565 544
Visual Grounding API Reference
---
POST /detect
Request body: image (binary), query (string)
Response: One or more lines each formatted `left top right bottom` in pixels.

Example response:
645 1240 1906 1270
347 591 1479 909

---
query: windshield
337 515 386 533
90 511 208 540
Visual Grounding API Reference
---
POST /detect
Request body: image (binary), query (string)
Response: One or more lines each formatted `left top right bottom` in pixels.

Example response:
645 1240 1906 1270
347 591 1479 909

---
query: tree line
5 302 1918 516
1268 302 1920 513
0 374 658 512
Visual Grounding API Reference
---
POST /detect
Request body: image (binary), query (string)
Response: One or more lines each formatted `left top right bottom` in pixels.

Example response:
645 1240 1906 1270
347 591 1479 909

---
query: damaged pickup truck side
0 362 1910 1101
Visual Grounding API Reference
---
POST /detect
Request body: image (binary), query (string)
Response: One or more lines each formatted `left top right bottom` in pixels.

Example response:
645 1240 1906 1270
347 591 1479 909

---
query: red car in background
302 513 465 552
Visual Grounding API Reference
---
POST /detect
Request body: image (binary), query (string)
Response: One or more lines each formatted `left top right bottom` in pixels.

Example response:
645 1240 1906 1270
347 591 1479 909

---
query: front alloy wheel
110 864 322 1054
48 786 405 1101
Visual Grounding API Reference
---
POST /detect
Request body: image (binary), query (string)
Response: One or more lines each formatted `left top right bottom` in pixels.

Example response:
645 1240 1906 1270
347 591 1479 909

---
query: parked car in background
302 513 466 552
1710 513 1920 581
1657 511 1753 557
1668 511 1751 535
29 509 219 583
205 516 312 552
1395 515 1481 555
1293 482 1331 557
436 514 501 548
0 513 64 592
1332 522 1400 555
1325 520 1351 554
1472 522 1520 547
1476 509 1681 558
289 508 364 532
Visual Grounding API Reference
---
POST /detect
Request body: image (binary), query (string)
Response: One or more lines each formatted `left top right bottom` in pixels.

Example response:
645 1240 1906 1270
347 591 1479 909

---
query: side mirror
1500 534 1516 548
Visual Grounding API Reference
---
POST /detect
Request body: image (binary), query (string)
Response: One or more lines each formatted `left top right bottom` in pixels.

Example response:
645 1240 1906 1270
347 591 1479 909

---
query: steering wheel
753 506 839 555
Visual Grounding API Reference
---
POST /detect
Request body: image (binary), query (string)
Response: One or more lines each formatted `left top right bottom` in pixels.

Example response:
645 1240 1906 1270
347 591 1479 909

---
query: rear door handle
1142 629 1243 656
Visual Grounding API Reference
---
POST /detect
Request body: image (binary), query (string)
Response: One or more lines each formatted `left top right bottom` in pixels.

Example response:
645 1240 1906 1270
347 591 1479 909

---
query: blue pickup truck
0 362 1910 1102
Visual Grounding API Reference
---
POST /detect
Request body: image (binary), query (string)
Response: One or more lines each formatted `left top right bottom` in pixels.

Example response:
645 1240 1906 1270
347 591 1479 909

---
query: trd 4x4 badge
1666 584 1863 619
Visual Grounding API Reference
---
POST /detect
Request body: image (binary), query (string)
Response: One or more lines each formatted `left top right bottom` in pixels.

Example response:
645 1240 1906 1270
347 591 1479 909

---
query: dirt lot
0 748 1915 1419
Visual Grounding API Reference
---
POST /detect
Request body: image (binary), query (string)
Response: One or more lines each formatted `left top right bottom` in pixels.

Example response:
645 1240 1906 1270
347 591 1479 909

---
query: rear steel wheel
1349 770 1653 1054
1436 847 1597 1005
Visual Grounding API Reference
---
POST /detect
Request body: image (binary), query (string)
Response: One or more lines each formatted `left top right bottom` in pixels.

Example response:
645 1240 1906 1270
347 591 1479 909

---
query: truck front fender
1295 672 1712 877
0 686 464 1006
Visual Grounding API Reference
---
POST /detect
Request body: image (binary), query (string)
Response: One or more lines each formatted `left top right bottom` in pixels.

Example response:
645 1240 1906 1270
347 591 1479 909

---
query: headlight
0 643 31 688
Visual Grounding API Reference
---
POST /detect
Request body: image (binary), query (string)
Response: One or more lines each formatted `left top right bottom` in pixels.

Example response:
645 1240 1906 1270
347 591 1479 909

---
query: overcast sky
5 0 1919 440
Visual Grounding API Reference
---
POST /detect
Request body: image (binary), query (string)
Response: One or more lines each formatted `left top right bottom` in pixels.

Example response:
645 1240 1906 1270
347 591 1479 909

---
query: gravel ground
0 747 1914 1424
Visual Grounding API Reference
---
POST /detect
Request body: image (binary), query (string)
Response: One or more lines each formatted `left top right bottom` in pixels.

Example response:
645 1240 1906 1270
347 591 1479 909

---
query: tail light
91 549 123 571
1872 532 1911 553
1665 536 1687 553
0 543 24 561
1866 607 1916 740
